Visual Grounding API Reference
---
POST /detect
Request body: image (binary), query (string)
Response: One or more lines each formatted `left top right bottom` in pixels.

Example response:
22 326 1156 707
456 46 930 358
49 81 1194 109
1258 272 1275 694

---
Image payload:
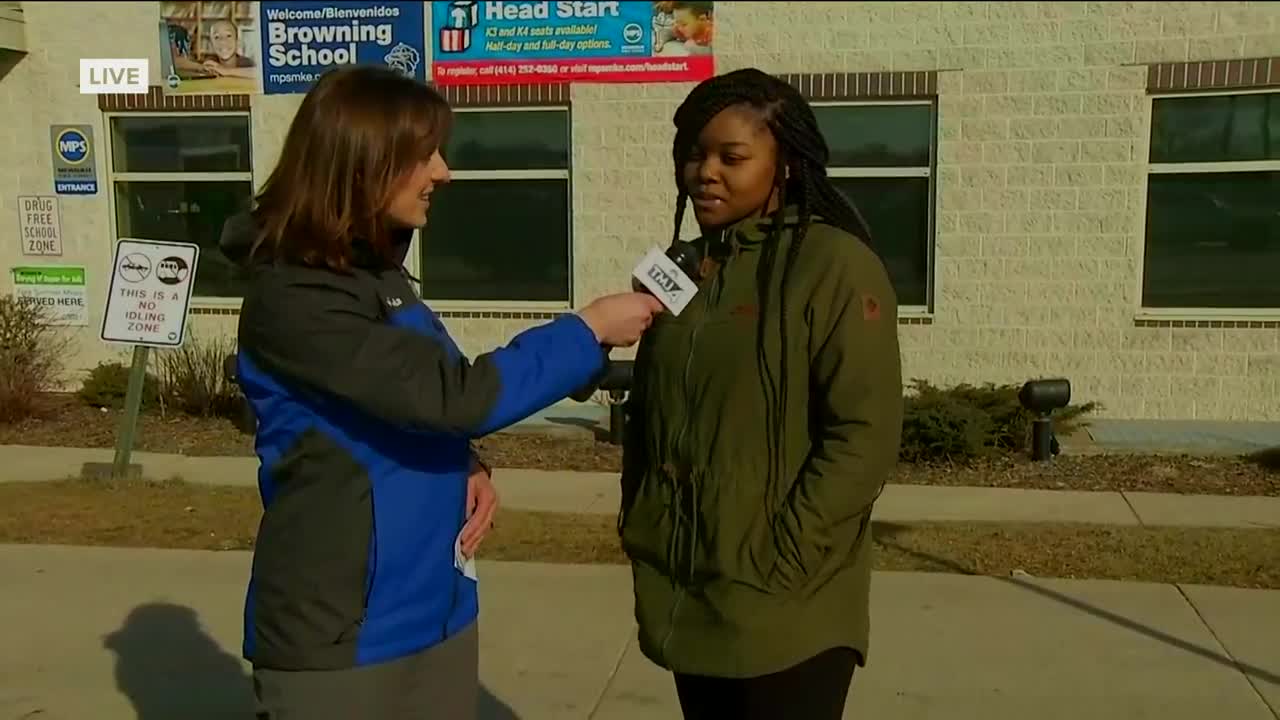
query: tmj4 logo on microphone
632 246 698 317
646 264 684 298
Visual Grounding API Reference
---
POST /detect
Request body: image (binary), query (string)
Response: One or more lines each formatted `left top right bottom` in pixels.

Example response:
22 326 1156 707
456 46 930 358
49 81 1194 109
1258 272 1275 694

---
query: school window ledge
812 101 935 310
419 107 572 306
1142 89 1280 313
107 113 254 301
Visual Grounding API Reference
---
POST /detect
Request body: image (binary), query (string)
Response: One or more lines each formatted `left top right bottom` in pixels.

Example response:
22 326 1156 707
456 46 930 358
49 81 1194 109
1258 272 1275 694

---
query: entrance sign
50 124 99 195
101 238 200 348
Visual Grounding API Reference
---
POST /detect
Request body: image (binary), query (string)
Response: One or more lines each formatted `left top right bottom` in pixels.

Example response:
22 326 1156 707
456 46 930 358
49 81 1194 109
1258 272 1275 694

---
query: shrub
900 379 1099 464
0 296 72 423
155 333 241 418
77 360 161 410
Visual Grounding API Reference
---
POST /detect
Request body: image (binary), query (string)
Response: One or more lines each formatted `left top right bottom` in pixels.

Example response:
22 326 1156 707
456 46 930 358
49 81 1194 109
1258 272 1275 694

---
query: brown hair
250 64 453 272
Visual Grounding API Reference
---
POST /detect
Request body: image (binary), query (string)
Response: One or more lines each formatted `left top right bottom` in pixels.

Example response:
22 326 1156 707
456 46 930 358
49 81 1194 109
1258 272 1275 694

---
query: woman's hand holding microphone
577 292 665 348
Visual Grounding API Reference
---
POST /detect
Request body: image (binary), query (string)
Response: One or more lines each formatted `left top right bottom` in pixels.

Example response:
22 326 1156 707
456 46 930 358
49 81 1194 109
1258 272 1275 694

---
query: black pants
673 647 858 720
252 622 479 719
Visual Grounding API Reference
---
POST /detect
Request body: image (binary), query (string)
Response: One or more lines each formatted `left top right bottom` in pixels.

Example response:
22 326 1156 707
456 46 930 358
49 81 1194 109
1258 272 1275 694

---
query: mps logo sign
55 129 89 165
50 124 99 196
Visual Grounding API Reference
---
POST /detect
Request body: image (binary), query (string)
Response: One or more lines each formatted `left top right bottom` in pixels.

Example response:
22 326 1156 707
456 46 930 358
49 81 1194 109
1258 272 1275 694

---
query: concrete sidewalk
491 468 1280 530
3 444 1279 529
1 544 1277 719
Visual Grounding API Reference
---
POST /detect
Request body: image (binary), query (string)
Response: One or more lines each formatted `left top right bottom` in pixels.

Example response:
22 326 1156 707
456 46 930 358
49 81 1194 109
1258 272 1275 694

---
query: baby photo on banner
159 1 263 94
258 1 426 94
430 0 715 85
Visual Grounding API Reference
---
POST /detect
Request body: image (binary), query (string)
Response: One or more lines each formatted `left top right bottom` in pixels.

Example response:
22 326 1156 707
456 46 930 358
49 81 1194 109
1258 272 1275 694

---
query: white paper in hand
632 246 698 316
454 530 478 582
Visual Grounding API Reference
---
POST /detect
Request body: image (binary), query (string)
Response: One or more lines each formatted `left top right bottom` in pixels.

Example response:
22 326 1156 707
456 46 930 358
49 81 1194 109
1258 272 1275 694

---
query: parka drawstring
664 468 702 586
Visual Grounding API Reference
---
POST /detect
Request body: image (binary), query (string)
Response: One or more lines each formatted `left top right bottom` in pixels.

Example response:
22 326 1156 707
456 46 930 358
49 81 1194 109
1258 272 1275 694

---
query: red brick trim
97 83 571 112
1135 318 1280 329
194 306 931 325
432 82 569 107
1147 56 1280 93
97 87 251 112
778 71 938 100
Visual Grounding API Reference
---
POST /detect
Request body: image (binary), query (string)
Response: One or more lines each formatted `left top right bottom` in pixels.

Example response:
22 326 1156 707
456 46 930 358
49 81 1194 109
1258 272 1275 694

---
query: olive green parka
619 207 904 678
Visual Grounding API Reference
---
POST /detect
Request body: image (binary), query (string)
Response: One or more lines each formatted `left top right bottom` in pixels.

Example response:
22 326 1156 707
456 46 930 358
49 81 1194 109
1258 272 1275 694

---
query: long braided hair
670 68 874 524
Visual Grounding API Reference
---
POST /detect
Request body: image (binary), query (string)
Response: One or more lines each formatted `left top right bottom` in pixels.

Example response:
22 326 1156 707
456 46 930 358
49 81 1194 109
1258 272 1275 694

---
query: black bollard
609 395 626 445
1018 378 1071 462
1031 416 1053 462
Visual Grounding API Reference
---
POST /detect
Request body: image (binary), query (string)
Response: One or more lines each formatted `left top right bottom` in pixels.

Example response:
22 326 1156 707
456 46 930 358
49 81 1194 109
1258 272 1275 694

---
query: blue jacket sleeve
468 314 609 436
237 266 606 438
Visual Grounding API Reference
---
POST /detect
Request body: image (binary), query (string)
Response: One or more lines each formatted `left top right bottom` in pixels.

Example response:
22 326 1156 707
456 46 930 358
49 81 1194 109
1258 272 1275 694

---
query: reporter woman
221 65 661 720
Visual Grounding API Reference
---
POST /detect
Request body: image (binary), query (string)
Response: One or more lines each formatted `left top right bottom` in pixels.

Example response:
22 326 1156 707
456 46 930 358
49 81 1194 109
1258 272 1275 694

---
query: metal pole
1031 416 1053 462
111 344 150 479
609 401 625 445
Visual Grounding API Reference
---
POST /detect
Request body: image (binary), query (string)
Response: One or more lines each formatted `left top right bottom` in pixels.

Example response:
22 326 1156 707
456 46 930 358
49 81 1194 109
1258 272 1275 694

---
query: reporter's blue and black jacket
221 214 606 671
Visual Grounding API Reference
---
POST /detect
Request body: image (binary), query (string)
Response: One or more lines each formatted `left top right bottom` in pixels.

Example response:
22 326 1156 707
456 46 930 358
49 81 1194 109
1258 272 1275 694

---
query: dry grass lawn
2 479 1277 589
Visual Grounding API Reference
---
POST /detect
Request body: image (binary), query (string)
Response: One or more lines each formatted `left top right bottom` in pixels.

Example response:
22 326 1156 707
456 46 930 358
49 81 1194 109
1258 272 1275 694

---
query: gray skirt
252 622 479 720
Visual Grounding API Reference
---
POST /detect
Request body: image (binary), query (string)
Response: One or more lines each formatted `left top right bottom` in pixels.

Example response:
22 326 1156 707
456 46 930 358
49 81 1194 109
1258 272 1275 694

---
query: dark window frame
1141 89 1280 313
416 105 573 308
811 99 938 310
105 111 255 303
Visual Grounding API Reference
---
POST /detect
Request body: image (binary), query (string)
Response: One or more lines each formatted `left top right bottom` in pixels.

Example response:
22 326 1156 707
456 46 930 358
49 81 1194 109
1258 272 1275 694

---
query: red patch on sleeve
861 294 881 321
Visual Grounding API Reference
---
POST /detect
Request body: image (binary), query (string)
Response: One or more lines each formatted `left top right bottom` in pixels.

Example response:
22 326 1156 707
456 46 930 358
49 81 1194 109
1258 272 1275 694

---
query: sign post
94 238 200 480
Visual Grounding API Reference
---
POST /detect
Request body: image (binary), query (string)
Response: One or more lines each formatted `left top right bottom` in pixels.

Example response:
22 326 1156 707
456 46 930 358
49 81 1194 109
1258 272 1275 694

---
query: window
419 108 571 305
1143 92 1280 311
812 102 936 309
107 114 254 300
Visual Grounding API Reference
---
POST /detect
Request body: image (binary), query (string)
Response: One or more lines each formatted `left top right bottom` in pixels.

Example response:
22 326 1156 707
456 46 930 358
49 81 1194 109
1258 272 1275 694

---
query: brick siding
3 2 1278 420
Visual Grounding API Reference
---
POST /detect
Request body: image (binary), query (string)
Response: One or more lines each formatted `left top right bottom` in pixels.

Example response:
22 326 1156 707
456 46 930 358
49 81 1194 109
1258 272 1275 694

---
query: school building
1 1 1278 422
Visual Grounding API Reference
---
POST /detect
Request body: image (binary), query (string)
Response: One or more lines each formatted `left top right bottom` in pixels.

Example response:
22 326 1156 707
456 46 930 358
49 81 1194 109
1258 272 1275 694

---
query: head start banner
430 1 715 86
260 1 426 94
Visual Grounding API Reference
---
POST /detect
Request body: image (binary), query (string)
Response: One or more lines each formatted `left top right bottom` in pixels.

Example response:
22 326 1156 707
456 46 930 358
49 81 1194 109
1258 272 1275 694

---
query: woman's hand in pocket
460 463 498 557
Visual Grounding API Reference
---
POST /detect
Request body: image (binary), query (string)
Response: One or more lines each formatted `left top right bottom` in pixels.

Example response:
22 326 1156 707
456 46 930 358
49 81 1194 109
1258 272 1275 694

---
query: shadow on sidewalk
103 603 254 719
102 603 523 719
874 522 1280 688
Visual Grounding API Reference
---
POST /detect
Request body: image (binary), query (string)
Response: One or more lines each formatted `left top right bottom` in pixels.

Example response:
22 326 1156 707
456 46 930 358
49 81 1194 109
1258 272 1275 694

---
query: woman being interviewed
223 65 661 719
618 68 905 719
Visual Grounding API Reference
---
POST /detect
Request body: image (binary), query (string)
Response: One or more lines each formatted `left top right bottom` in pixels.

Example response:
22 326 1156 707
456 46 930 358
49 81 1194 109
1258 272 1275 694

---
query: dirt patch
0 393 252 457
471 436 1280 496
2 479 1276 589
2 393 1276 496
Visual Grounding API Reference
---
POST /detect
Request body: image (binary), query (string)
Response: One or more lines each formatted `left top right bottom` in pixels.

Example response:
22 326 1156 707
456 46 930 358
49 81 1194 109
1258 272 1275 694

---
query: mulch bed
0 394 254 457
2 393 1276 496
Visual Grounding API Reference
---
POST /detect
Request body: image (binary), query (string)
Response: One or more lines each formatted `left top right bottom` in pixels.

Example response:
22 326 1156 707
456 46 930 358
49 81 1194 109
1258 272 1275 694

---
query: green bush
0 296 72 423
900 379 1099 464
78 361 161 410
156 333 241 418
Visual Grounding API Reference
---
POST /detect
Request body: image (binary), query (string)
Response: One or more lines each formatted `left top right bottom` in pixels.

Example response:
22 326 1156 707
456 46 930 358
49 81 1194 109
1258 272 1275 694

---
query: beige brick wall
2 2 1278 420
0 2 155 383
557 1 1280 421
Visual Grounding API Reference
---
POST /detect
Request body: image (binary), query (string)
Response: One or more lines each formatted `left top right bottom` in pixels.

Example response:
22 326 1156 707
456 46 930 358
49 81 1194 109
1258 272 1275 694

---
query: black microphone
633 239 703 294
569 241 704 402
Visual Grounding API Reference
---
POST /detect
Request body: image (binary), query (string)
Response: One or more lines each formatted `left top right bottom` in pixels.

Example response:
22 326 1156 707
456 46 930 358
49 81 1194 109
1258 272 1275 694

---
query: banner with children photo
430 1 715 86
160 1 264 94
